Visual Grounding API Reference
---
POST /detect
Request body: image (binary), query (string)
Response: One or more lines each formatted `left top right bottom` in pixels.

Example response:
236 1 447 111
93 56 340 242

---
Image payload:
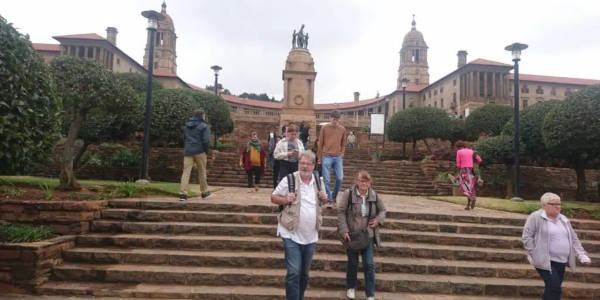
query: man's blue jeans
283 238 316 300
321 155 343 202
346 240 375 297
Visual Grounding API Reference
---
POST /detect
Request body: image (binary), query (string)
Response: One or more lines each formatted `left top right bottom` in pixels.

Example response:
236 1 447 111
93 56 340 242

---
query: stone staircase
37 197 600 299
207 147 439 196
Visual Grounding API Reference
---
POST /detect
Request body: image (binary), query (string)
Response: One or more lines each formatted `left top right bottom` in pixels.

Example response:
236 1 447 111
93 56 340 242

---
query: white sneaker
367 297 375 300
346 288 355 299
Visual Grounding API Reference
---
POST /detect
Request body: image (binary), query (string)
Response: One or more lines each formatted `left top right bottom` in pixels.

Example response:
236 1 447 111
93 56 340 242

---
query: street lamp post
505 42 528 200
383 98 390 148
401 78 408 110
138 10 165 183
210 65 222 148
401 78 408 159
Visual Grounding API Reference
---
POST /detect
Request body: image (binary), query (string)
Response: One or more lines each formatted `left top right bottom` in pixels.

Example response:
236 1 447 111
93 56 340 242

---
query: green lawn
0 176 222 197
429 196 600 220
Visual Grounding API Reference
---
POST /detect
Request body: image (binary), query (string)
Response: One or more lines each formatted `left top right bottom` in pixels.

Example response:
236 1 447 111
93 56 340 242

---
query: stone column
492 72 497 100
483 72 488 100
473 71 479 100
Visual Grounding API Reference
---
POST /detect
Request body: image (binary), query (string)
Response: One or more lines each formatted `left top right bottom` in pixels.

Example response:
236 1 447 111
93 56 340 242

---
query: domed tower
143 1 177 74
397 15 429 88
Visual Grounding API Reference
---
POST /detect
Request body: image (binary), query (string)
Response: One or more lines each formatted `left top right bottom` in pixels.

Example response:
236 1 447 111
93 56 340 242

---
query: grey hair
540 192 560 205
298 150 316 165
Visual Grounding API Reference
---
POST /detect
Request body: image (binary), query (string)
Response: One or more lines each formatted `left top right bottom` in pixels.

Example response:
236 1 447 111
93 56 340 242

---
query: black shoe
179 193 187 201
201 191 212 198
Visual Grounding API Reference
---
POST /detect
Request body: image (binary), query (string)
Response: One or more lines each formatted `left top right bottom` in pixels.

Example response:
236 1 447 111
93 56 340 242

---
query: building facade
33 7 600 138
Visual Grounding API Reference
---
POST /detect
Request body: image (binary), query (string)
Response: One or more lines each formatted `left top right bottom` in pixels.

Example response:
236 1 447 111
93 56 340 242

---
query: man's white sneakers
367 297 375 300
346 288 355 299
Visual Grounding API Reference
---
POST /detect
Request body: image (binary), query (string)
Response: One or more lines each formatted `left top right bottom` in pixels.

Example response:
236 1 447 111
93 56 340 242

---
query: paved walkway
195 187 530 220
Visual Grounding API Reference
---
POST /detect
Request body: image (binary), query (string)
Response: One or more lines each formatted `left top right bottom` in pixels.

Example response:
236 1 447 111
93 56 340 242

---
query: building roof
508 73 600 86
315 96 385 110
53 33 105 40
221 94 283 109
32 43 60 52
468 58 512 67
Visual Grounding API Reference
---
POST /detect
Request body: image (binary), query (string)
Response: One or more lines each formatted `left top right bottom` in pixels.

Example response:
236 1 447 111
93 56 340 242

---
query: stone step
88 220 600 252
50 263 600 298
75 233 600 268
105 199 600 230
98 209 600 241
62 248 600 283
36 281 544 300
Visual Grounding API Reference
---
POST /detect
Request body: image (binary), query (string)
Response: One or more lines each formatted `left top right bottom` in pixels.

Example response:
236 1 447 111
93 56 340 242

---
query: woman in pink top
455 141 482 210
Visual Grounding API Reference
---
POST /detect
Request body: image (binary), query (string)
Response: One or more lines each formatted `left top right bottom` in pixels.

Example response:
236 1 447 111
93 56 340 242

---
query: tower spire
411 14 416 30
161 1 167 13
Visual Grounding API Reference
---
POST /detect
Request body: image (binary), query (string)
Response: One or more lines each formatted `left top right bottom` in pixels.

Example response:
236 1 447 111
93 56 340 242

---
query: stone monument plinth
280 48 317 144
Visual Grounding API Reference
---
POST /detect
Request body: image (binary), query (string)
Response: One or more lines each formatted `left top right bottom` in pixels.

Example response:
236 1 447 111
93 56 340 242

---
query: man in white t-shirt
271 150 327 300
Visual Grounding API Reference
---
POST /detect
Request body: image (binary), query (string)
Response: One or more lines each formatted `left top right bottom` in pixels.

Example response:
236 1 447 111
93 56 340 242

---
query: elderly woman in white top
522 192 591 300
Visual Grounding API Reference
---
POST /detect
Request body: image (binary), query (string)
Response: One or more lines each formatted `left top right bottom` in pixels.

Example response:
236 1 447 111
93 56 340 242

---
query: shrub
112 181 145 198
0 16 61 174
0 224 53 243
80 152 103 167
110 150 140 168
466 104 512 137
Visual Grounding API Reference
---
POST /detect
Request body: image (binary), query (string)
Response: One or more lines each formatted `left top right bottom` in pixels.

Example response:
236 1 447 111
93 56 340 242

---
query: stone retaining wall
0 200 107 235
0 235 75 292
421 160 600 201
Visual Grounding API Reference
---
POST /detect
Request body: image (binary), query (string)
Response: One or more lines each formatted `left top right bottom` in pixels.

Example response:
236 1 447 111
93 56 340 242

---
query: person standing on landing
179 109 211 201
239 132 267 192
274 124 305 183
455 141 482 210
317 110 347 206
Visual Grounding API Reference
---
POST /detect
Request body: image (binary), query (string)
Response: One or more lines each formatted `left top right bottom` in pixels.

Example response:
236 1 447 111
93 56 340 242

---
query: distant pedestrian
522 192 591 300
274 124 305 182
271 150 327 300
299 122 310 148
179 109 211 201
347 131 356 149
268 130 276 168
317 110 347 205
455 141 481 210
240 132 266 192
272 135 283 189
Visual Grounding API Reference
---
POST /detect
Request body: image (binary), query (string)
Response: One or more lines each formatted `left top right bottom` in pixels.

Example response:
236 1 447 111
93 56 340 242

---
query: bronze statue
292 24 309 49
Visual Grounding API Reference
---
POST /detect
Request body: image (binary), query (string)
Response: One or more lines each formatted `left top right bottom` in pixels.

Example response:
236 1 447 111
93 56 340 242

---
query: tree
542 85 600 201
239 92 278 102
503 100 561 162
465 104 512 137
205 84 231 95
114 72 163 94
66 78 140 169
150 89 198 146
50 56 126 189
0 16 60 174
475 135 523 198
446 118 468 146
387 107 450 159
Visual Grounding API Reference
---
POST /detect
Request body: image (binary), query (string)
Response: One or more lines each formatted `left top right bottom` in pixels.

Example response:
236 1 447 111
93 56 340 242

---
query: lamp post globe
505 42 527 201
211 65 222 96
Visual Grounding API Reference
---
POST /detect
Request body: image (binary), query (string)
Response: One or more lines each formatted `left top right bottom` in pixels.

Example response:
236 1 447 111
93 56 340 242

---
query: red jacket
240 144 266 174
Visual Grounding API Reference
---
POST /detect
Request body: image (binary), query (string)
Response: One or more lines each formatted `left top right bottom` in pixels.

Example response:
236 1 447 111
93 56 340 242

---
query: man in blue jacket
179 109 211 201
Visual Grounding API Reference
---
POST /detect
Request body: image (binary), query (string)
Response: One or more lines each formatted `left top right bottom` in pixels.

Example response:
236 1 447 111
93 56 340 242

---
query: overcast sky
3 0 599 103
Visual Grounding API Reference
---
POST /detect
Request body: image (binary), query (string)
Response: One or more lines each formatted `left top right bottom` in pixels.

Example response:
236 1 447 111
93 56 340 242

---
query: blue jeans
283 238 316 300
321 155 343 202
536 261 566 300
346 240 375 297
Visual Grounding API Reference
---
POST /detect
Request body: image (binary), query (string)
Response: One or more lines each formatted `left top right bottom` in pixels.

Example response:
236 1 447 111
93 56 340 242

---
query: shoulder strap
287 173 295 193
313 171 321 191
